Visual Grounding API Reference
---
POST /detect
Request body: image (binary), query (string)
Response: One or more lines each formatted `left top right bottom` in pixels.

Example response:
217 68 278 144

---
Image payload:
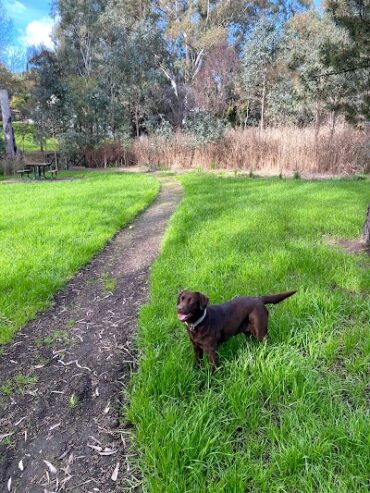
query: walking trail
0 177 183 492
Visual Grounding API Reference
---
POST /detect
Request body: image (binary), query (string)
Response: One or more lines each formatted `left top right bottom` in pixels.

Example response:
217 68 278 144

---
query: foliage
129 173 370 492
242 15 282 129
282 11 355 132
324 0 370 122
0 172 159 344
185 112 228 145
22 0 369 157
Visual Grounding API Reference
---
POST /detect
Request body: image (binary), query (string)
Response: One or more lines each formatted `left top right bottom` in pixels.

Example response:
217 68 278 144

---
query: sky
5 0 54 50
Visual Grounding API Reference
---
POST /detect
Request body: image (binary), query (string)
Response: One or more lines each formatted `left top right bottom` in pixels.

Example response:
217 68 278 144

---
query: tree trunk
363 204 370 245
135 106 140 138
330 110 337 139
243 100 250 129
260 76 266 132
314 108 321 142
0 89 17 159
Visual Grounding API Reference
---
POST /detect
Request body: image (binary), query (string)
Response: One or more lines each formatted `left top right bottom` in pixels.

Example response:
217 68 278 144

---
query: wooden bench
48 169 58 178
16 168 32 178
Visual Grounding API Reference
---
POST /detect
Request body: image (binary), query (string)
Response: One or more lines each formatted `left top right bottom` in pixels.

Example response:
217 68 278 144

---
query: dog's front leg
193 344 203 367
206 347 218 370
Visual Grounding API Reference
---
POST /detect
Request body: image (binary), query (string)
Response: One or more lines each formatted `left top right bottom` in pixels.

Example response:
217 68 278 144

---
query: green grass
0 373 38 396
11 122 58 152
101 273 118 294
129 174 370 493
34 328 74 347
0 172 159 344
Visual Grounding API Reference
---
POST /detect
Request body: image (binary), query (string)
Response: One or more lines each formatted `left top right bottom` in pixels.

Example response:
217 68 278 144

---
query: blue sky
5 0 54 49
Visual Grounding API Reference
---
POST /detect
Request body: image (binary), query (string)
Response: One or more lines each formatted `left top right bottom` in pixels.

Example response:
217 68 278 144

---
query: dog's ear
197 292 209 309
177 290 185 304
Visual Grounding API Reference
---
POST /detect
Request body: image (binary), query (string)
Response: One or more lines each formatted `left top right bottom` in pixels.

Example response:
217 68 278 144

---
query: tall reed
132 125 369 175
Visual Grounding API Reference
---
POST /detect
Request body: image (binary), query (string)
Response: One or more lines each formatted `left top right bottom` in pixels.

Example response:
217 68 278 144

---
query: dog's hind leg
247 307 269 341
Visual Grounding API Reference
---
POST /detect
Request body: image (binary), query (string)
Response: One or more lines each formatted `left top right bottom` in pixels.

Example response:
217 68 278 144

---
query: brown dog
177 289 296 368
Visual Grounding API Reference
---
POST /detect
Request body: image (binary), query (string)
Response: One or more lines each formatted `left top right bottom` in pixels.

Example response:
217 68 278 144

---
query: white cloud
6 1 27 15
21 18 54 49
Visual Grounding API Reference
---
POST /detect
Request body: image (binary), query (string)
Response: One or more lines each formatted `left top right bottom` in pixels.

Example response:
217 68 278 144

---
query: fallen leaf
49 422 61 431
111 462 120 481
87 444 102 452
98 448 117 456
43 460 57 474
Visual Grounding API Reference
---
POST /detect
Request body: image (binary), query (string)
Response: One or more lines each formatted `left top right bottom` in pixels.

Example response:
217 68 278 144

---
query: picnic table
17 153 59 179
24 162 52 179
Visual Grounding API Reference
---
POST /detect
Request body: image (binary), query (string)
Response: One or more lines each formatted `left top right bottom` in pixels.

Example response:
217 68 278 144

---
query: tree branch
311 63 370 79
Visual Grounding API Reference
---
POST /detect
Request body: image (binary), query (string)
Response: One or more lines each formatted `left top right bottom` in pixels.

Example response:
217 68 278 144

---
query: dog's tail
262 290 296 305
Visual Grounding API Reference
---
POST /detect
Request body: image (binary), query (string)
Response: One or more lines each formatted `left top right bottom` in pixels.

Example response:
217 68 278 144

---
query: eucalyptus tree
242 15 282 130
44 0 163 151
150 0 274 125
97 3 164 137
324 0 370 121
283 10 358 136
28 48 67 150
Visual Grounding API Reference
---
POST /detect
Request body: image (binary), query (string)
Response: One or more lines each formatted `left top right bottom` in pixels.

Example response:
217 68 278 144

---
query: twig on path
57 359 92 372
14 416 27 427
87 444 102 452
49 422 61 431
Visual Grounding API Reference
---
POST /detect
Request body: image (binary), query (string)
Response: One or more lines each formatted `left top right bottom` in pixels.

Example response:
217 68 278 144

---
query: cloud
6 1 27 15
20 18 54 49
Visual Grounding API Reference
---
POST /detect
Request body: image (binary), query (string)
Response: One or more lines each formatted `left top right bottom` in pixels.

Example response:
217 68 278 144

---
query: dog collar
186 309 207 332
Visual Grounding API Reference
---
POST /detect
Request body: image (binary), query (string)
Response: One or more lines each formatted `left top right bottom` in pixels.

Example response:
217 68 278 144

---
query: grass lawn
129 174 370 493
12 122 58 152
0 172 159 344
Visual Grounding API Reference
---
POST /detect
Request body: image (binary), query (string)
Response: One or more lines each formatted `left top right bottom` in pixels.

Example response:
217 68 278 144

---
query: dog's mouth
177 312 192 322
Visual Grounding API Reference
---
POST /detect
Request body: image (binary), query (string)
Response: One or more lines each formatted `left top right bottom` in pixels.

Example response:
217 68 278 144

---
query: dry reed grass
132 125 369 176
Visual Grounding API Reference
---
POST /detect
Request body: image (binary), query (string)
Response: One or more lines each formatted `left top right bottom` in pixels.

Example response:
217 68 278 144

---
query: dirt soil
0 177 182 492
325 236 370 256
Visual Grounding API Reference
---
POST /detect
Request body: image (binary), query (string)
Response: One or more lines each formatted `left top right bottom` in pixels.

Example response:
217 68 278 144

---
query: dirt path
0 177 182 492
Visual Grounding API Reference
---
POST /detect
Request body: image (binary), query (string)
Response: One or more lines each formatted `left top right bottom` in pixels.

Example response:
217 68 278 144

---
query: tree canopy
1 0 368 157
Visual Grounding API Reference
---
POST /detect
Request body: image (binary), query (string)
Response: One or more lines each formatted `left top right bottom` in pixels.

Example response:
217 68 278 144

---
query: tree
151 0 282 125
190 40 237 119
283 10 357 136
28 48 67 151
324 0 370 122
32 0 164 156
0 89 17 159
242 16 282 130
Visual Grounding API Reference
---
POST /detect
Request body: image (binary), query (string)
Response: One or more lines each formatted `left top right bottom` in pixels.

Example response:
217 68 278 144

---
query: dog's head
177 290 209 323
